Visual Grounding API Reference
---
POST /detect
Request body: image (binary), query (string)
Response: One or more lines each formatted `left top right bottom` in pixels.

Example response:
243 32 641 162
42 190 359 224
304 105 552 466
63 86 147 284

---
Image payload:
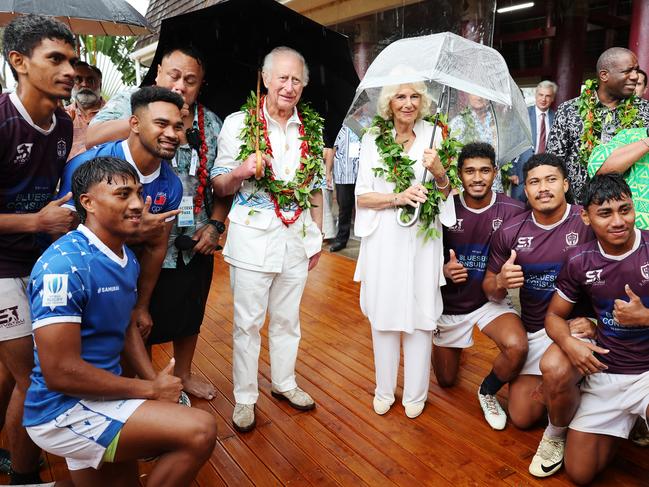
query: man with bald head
212 46 325 432
547 47 649 204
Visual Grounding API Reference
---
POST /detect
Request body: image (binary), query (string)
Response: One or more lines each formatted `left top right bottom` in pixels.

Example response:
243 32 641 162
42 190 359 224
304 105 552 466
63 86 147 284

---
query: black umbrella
0 0 152 35
142 0 359 146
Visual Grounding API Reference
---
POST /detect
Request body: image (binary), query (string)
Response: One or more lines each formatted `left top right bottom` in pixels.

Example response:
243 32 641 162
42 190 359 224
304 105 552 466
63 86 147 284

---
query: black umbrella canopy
0 0 152 35
142 0 359 146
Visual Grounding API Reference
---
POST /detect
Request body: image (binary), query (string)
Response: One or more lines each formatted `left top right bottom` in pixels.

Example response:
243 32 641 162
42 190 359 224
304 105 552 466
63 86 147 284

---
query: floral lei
370 114 462 240
577 78 642 168
237 93 325 226
193 104 209 214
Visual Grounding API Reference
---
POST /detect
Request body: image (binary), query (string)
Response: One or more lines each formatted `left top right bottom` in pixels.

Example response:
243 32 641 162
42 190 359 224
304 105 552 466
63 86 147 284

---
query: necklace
237 94 325 226
192 104 209 214
577 78 641 167
371 114 462 240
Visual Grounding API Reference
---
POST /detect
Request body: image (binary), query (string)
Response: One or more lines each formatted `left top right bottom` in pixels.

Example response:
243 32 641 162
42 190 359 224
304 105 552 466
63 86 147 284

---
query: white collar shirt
264 103 303 181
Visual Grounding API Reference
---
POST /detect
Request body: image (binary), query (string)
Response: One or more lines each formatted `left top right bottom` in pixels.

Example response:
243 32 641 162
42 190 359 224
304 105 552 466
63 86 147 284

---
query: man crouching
24 157 216 486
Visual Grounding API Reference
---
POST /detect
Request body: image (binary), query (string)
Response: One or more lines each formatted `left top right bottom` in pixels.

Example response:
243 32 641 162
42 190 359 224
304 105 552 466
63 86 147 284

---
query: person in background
635 68 647 98
65 61 104 160
511 80 557 202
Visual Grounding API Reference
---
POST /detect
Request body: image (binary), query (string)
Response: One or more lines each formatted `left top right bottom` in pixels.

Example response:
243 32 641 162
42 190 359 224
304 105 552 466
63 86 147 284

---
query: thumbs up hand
37 192 76 235
613 284 649 327
152 358 183 403
443 249 469 284
496 249 524 290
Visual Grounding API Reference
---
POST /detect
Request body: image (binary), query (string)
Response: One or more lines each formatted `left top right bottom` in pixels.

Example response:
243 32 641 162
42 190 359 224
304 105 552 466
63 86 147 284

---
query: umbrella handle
255 70 264 180
395 86 448 228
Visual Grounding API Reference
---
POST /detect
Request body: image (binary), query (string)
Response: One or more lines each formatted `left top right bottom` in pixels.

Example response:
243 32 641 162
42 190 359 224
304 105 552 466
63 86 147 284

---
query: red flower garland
257 96 311 226
193 104 209 214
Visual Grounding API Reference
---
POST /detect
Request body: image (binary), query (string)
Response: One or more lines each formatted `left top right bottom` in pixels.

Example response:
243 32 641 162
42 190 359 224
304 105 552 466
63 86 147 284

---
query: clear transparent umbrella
345 32 532 165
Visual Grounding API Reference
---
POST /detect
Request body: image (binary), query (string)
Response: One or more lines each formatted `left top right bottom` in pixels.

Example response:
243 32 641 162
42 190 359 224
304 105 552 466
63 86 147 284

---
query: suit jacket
518 106 556 167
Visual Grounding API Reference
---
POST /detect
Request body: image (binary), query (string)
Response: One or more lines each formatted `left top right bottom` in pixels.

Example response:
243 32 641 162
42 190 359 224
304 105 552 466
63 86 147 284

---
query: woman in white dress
354 81 456 419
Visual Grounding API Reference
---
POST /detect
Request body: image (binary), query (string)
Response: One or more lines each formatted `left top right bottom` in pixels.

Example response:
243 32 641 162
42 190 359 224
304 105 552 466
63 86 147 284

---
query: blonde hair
377 81 432 121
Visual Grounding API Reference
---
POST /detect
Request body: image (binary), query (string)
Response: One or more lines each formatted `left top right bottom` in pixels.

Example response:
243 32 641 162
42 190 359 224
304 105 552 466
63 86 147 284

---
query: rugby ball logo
42 274 68 307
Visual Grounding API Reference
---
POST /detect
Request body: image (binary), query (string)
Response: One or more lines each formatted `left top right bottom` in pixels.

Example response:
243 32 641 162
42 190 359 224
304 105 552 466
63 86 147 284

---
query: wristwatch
207 219 226 234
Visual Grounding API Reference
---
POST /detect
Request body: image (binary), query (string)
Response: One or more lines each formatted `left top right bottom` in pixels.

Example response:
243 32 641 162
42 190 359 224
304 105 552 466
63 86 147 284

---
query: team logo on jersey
565 232 579 246
516 236 534 249
585 269 603 285
154 192 167 206
449 219 463 232
13 143 33 166
56 139 67 158
641 263 649 280
42 274 68 307
492 218 503 230
0 306 24 329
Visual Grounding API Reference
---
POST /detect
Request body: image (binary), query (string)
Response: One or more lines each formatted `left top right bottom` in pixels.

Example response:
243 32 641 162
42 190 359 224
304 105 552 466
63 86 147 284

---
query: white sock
544 419 568 439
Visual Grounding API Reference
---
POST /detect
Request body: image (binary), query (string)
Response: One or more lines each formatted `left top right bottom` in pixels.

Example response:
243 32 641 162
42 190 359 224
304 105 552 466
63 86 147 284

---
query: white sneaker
271 386 316 410
404 401 425 419
477 389 507 430
529 434 565 477
372 396 393 415
232 403 256 433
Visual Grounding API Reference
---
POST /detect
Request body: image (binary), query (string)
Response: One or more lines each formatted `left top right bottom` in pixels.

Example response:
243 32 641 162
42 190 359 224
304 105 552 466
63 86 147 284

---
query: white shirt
534 106 551 151
213 104 323 273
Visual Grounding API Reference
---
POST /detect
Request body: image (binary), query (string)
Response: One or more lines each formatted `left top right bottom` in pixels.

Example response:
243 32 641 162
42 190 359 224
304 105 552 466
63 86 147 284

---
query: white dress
353 119 456 333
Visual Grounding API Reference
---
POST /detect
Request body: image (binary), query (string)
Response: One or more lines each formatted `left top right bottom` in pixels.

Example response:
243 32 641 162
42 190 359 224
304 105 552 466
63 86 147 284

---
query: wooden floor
9 251 649 486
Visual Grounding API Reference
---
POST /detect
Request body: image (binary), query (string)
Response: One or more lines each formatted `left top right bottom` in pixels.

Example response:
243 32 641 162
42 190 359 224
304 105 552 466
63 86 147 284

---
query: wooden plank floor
5 251 649 486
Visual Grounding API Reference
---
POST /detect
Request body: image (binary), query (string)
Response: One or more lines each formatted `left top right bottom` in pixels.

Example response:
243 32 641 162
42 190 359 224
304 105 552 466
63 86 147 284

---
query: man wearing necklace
0 15 76 484
212 46 324 432
87 46 225 401
547 47 649 205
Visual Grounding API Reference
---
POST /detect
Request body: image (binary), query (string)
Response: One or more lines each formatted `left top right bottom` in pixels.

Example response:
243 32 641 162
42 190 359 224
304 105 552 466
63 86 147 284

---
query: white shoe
404 401 425 419
477 389 507 430
529 434 565 477
232 403 256 433
271 386 316 410
373 396 393 415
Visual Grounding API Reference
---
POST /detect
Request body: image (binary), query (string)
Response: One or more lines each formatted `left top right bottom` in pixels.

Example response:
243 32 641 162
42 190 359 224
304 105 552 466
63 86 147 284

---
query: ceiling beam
282 0 424 26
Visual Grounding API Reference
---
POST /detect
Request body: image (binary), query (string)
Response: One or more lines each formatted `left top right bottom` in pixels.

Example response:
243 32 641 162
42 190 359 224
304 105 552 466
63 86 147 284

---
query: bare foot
182 373 216 400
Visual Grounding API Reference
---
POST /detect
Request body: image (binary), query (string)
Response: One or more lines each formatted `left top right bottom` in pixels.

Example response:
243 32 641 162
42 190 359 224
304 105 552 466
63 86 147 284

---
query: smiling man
0 14 77 484
25 156 216 486
58 86 184 351
543 174 649 484
212 46 325 432
547 47 649 204
435 142 527 431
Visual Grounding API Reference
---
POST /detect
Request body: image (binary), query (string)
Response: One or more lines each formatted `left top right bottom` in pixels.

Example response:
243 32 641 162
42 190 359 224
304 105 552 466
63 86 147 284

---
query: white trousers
230 256 309 404
371 328 433 405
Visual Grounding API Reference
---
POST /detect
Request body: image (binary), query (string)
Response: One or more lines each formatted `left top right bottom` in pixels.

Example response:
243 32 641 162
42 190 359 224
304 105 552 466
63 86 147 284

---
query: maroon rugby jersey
556 229 649 374
0 92 72 277
442 192 526 315
488 204 595 332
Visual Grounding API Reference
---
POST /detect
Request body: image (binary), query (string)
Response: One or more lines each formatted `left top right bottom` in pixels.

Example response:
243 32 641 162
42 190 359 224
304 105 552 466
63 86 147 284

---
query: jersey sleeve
29 255 88 329
56 157 85 211
487 225 511 274
554 252 582 303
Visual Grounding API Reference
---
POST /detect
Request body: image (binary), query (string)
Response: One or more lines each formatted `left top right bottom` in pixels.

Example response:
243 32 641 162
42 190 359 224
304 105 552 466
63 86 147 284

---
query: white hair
536 80 558 94
377 81 433 121
262 46 309 86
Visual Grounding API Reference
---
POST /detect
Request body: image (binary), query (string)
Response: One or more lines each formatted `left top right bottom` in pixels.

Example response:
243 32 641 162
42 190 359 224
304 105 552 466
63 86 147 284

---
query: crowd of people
0 11 648 486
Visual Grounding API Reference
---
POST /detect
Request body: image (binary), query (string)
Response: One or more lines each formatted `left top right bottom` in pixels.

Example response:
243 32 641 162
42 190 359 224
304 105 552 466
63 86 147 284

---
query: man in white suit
511 81 557 202
212 47 324 433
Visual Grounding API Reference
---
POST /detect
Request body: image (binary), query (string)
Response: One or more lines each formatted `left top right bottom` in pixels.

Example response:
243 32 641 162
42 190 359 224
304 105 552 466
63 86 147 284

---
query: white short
519 327 553 376
434 300 518 348
26 398 145 470
570 370 649 439
0 277 33 340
